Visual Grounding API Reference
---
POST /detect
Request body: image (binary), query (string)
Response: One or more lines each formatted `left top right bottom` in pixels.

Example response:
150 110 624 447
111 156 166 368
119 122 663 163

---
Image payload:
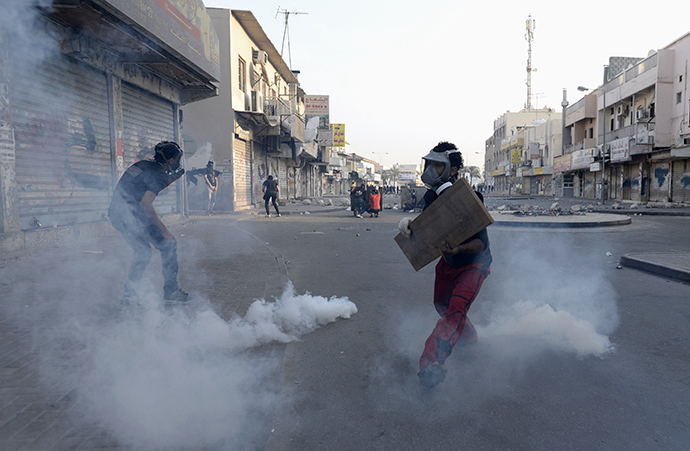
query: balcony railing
265 96 293 131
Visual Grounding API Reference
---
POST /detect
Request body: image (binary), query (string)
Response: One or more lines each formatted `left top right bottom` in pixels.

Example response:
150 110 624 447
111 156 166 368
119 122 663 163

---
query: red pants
419 260 490 370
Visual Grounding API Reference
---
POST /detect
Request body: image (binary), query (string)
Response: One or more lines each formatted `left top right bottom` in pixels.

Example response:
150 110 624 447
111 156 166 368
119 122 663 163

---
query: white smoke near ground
44 282 357 450
478 300 614 358
377 229 620 407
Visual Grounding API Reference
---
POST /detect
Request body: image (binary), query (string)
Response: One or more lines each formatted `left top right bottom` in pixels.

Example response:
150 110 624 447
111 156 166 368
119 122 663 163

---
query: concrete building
181 9 318 212
0 0 219 252
485 108 559 195
562 36 690 203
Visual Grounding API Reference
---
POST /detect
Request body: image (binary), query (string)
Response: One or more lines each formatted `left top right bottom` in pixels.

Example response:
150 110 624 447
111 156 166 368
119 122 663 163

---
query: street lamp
372 151 388 165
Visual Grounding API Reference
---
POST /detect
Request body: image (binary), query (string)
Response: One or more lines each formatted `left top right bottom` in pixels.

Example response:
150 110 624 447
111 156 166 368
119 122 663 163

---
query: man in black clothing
109 141 189 305
262 175 280 217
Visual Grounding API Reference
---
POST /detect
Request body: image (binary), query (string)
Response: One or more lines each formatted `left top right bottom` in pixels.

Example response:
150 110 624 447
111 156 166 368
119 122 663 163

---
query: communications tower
525 15 536 110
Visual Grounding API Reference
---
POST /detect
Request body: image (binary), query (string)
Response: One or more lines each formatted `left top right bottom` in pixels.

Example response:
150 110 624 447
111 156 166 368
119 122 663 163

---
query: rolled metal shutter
672 160 690 203
11 55 112 230
233 137 251 208
649 162 670 202
121 82 179 214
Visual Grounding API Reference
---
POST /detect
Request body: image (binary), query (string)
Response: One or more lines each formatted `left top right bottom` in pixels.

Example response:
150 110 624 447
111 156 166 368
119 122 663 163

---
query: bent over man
109 141 189 305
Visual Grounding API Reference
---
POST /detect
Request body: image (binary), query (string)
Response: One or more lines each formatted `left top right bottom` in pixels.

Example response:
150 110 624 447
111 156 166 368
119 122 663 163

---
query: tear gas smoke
37 282 356 450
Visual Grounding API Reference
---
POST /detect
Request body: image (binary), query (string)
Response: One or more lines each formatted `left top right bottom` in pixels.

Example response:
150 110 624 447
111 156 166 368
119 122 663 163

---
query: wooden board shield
394 178 494 271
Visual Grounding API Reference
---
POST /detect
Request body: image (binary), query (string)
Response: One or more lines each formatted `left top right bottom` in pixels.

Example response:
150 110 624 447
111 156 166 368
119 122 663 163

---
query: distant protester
108 141 189 305
368 187 381 217
262 175 281 217
204 161 218 215
398 141 492 388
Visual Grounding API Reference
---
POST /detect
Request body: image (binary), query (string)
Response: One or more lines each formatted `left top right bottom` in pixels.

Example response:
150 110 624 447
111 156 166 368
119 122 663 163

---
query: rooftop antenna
275 7 308 69
525 14 536 110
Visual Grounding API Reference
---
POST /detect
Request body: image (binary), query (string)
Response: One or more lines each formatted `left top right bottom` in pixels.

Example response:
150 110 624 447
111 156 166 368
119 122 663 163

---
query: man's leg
115 224 153 299
420 264 489 370
265 196 270 215
148 226 180 298
271 194 280 215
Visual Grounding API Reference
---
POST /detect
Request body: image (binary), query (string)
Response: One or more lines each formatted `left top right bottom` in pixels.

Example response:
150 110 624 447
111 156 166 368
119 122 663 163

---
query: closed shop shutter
233 137 251 208
11 54 112 230
672 160 690 203
649 162 670 202
121 82 179 214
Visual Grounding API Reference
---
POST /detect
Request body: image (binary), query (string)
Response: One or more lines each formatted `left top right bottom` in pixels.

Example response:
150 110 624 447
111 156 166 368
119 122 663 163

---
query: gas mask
154 141 184 175
421 148 458 188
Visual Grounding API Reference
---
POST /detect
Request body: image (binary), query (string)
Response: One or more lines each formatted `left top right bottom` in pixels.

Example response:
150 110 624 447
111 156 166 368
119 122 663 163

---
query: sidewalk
0 216 285 450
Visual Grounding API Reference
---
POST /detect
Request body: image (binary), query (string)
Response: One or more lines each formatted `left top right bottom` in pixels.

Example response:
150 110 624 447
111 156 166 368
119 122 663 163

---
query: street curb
492 214 632 228
620 253 690 283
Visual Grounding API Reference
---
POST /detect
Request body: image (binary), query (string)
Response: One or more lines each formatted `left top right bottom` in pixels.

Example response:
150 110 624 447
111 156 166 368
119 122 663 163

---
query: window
677 92 682 104
589 128 593 139
238 56 246 92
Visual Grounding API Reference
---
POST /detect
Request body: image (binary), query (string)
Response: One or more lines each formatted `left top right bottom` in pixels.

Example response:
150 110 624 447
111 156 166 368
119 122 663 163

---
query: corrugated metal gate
672 160 690 202
122 82 179 214
233 137 251 208
649 162 670 202
10 54 112 230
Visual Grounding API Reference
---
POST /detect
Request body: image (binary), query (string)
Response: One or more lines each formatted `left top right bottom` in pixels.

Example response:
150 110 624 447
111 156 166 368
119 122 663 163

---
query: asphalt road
234 212 690 451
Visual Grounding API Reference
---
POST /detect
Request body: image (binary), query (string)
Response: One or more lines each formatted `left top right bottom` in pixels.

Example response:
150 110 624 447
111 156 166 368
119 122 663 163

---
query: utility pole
525 15 536 110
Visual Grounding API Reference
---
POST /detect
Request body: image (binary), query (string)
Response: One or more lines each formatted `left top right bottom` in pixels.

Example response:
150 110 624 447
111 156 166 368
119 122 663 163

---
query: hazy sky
205 0 690 169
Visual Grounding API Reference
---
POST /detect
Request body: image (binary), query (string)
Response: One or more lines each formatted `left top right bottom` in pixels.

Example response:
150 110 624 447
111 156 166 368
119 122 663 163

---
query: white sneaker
277 214 281 217
266 214 270 217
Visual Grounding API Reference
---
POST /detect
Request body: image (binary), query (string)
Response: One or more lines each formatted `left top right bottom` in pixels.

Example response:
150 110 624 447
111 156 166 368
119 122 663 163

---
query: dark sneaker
418 362 447 388
164 289 190 304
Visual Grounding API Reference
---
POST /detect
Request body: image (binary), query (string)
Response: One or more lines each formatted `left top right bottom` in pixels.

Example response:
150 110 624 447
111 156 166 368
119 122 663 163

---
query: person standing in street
262 175 281 217
204 161 218 216
109 141 189 305
399 141 492 388
351 183 365 218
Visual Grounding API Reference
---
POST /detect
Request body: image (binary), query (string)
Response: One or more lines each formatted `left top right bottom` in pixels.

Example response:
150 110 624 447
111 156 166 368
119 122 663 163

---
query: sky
205 0 690 169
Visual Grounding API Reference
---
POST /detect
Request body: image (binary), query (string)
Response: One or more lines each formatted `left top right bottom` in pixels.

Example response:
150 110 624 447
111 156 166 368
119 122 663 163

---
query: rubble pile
494 203 588 217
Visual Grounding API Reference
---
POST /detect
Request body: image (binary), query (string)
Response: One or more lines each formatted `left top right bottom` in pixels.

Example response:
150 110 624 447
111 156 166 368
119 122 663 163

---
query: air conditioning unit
252 50 268 65
264 135 280 153
636 109 649 119
251 90 263 113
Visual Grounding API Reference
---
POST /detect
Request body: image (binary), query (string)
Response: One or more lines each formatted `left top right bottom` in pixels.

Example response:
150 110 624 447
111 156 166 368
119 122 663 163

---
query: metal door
11 54 112 230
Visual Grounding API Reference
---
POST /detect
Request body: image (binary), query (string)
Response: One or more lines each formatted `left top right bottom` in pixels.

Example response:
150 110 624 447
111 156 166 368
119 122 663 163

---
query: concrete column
0 30 20 235
107 74 125 182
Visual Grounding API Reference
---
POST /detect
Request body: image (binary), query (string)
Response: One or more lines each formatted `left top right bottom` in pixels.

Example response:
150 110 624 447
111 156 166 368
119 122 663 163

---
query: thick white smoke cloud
50 282 356 450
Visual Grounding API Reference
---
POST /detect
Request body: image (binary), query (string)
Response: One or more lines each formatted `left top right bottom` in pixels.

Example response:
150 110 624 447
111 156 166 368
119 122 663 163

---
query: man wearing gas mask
109 141 189 305
399 141 492 388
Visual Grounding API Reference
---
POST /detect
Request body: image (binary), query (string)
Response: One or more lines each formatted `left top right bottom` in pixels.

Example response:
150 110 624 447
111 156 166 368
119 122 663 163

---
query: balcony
265 96 293 132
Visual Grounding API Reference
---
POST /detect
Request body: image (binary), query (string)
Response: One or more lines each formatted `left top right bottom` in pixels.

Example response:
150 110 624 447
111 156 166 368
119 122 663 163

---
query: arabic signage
305 95 330 130
511 148 521 164
332 123 345 147
103 0 220 80
571 148 594 170
553 154 571 173
610 137 631 163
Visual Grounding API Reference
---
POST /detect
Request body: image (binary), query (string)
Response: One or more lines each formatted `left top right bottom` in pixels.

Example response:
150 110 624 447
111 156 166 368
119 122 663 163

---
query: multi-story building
182 9 325 212
485 108 559 194
562 37 690 203
0 0 220 251
521 118 562 195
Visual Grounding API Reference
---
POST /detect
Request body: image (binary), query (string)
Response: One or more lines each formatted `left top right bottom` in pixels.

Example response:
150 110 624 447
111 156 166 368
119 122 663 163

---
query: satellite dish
647 49 656 57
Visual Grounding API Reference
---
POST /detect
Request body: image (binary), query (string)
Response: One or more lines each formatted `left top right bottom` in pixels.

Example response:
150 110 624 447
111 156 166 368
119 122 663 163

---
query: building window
677 92 682 104
238 56 246 92
589 128 593 139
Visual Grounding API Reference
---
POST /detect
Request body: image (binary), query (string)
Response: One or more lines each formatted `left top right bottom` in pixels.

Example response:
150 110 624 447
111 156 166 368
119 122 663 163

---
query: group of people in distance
349 182 382 218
